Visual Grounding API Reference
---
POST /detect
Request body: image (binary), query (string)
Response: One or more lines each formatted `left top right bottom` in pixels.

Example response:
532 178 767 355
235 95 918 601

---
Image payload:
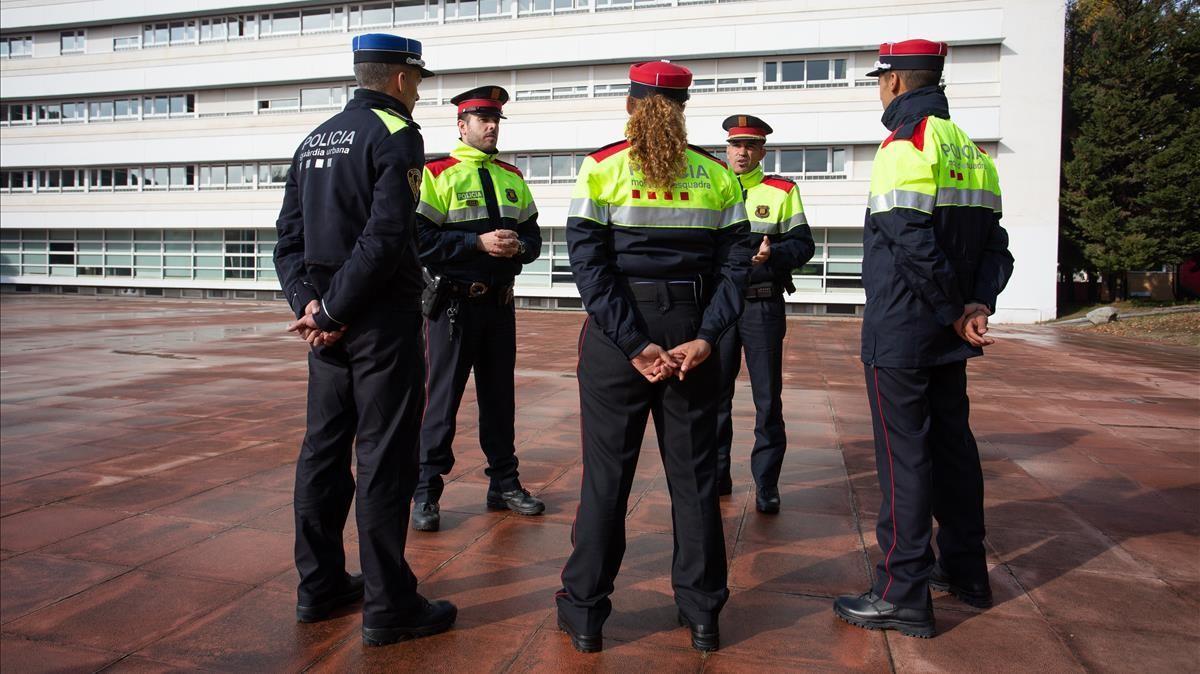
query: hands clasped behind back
287 299 348 348
630 339 713 383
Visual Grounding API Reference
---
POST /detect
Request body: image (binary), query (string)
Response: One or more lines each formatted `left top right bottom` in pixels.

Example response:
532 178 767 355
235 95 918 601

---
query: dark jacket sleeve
971 215 1014 312
567 215 650 359
315 129 422 330
697 218 754 345
273 159 319 319
767 223 816 279
515 209 542 265
416 215 480 266
870 207 964 326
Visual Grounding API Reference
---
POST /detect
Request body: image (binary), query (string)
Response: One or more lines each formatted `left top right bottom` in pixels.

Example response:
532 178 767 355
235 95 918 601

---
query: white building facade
0 0 1064 322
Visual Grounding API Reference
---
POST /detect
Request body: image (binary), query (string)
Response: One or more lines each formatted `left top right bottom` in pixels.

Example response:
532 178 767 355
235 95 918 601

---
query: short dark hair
899 69 942 90
353 62 406 91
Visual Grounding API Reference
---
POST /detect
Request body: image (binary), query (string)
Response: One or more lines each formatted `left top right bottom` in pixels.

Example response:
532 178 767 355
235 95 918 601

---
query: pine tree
1061 0 1200 300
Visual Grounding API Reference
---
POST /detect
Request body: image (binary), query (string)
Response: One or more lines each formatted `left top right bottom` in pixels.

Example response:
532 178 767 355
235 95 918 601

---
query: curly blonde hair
626 94 688 191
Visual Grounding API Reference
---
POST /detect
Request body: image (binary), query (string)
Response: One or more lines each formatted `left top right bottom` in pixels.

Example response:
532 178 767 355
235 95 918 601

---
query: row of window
2 95 195 125
0 148 848 194
0 225 864 291
0 0 739 58
0 163 290 193
0 229 277 282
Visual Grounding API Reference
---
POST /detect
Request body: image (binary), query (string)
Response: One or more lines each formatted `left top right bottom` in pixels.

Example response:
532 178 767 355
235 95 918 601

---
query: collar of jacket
880 84 949 132
738 164 765 190
450 141 498 165
347 88 417 125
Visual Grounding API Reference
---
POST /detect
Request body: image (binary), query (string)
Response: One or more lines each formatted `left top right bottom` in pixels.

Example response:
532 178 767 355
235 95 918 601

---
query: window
514 153 582 184
515 88 552 101
60 30 85 54
113 35 139 50
89 100 115 120
762 146 848 179
143 21 196 46
261 11 301 35
114 98 140 118
552 85 588 99
200 15 254 41
38 104 62 123
258 163 290 186
396 0 436 23
594 83 629 97
520 0 553 10
764 58 848 87
351 2 394 27
2 103 34 125
301 86 344 109
1 36 33 59
258 97 299 111
301 7 344 33
1 170 35 192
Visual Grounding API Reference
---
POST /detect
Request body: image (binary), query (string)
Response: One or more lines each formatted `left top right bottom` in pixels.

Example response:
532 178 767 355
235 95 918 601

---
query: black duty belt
444 279 514 304
627 280 699 304
745 282 783 300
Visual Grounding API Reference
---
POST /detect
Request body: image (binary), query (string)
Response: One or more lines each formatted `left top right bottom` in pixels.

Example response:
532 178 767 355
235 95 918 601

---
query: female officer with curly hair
554 60 754 654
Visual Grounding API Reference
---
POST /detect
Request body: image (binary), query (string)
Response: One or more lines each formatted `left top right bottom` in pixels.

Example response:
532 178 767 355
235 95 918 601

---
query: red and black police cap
628 61 692 103
866 39 948 77
723 114 773 142
451 86 509 119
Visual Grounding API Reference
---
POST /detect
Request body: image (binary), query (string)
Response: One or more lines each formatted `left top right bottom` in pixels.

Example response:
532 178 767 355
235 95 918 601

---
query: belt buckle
468 282 489 298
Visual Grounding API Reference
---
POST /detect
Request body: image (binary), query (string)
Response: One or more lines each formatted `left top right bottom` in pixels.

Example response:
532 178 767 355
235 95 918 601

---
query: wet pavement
1 295 1197 672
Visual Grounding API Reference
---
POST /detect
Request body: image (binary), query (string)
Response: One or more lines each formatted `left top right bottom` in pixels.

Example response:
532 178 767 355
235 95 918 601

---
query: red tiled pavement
1 295 1198 672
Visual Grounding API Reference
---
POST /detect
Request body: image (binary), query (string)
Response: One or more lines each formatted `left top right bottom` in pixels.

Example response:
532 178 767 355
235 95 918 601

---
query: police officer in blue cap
274 33 456 646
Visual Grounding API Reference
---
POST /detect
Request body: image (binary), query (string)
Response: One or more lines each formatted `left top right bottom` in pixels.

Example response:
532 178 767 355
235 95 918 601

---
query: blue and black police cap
723 114 773 142
451 86 509 119
352 33 434 78
866 39 948 77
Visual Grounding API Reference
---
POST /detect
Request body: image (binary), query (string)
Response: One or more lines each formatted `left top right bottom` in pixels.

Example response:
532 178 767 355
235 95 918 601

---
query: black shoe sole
411 519 440 532
362 607 458 646
296 586 364 623
557 615 602 653
929 578 993 609
486 499 546 516
755 501 780 514
677 612 719 652
833 604 935 638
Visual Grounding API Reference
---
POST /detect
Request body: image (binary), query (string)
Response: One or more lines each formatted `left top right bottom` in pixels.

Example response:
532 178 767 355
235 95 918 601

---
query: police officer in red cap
832 39 1013 638
411 85 544 532
715 115 814 512
555 60 754 654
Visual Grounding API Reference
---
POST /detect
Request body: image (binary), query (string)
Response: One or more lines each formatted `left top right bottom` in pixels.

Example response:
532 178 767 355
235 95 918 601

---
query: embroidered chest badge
755 204 770 219
505 187 519 203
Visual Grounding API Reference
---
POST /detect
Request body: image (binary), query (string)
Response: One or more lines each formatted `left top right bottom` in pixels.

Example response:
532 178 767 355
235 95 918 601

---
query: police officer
715 115 815 512
832 40 1013 638
274 34 456 646
410 86 544 532
555 61 755 654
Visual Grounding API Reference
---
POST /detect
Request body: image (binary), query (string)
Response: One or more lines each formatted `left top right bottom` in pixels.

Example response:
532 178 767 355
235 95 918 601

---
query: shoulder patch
881 117 929 152
588 139 631 163
425 156 460 178
494 159 523 177
687 144 728 168
762 176 797 193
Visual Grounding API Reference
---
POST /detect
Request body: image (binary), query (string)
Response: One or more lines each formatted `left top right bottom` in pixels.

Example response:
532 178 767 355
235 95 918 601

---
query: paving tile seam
498 607 556 674
0 632 128 672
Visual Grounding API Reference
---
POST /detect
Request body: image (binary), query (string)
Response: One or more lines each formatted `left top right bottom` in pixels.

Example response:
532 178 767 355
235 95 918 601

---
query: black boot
557 611 602 653
755 485 780 514
362 596 458 646
411 502 440 532
929 561 993 608
677 611 719 652
296 572 364 623
832 591 935 638
486 487 545 516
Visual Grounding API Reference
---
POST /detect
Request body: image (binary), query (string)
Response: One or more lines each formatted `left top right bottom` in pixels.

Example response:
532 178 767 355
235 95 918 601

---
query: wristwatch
516 240 526 256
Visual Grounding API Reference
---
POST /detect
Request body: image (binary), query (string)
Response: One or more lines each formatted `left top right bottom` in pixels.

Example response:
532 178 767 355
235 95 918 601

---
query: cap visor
865 68 885 78
418 66 435 78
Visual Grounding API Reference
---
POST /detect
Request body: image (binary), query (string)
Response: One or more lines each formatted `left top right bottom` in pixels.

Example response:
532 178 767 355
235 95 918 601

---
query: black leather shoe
755 485 781 514
557 613 602 653
717 472 733 496
412 502 440 532
486 487 545 516
677 611 719 651
929 561 993 608
362 596 457 646
833 592 935 638
296 573 364 623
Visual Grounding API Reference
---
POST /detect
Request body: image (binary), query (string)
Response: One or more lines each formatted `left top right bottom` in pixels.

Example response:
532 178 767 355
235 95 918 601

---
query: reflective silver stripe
569 197 609 224
444 205 490 223
868 189 936 214
499 204 521 220
416 200 446 224
781 212 809 232
719 201 748 228
610 205 724 229
935 187 1002 212
748 220 778 235
517 203 538 223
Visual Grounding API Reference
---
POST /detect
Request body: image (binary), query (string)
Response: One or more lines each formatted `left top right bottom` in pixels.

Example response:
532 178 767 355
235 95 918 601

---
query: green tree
1061 0 1200 301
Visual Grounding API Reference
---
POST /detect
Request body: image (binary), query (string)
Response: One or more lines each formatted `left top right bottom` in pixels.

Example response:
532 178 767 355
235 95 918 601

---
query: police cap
629 61 692 103
723 114 773 142
866 39 948 78
352 33 435 77
451 86 509 119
